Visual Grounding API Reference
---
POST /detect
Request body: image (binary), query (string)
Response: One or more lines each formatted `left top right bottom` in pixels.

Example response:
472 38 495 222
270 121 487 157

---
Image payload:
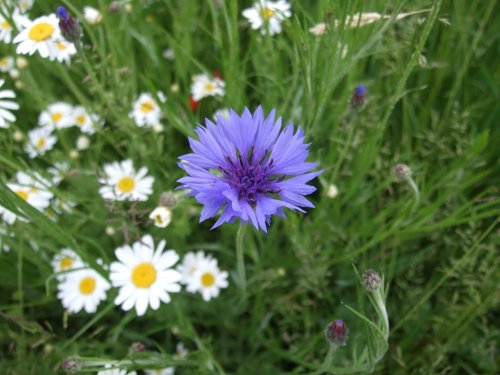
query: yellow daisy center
28 22 55 42
56 41 67 51
0 57 9 67
76 115 86 126
259 8 275 20
155 214 164 224
116 177 135 193
36 138 46 148
132 262 157 288
59 257 73 270
204 82 215 92
201 272 215 287
140 101 155 113
51 112 63 122
1 20 11 30
15 190 29 201
79 277 96 295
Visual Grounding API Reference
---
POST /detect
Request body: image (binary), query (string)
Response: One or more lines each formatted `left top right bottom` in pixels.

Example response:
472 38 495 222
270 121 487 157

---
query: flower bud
159 191 178 208
76 135 90 150
349 84 366 110
105 226 116 236
62 357 82 372
326 184 339 199
57 6 82 44
362 269 381 293
325 319 349 348
129 342 145 353
393 163 412 181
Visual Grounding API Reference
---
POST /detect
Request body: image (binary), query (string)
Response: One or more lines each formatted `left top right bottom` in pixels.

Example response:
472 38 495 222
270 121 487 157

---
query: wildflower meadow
0 0 498 374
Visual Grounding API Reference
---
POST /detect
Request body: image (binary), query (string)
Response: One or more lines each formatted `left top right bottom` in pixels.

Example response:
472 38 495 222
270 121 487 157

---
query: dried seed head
362 269 382 293
325 319 349 347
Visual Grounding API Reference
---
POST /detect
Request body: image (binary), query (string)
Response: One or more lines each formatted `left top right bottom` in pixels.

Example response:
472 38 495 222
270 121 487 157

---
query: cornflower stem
235 223 247 293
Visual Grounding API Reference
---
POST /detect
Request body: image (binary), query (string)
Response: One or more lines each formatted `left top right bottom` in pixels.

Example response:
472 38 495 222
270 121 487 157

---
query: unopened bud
62 357 82 372
362 269 381 293
57 7 83 45
325 319 349 348
108 2 120 13
105 226 116 236
69 149 79 159
129 342 145 353
349 85 366 111
13 131 24 141
393 163 411 181
159 191 178 208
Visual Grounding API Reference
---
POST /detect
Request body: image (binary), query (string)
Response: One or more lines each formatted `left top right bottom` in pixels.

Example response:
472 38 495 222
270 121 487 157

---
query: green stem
236 223 247 293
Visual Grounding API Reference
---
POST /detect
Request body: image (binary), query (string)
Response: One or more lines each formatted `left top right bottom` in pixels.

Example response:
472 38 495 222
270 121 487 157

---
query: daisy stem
236 223 247 293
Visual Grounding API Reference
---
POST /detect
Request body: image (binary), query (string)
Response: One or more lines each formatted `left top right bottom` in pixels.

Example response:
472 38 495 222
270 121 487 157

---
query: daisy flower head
17 0 34 13
97 364 137 375
98 159 154 202
38 102 73 129
173 342 188 359
83 6 103 25
177 106 322 232
0 7 28 44
53 39 77 64
13 14 61 59
0 79 19 128
0 56 15 72
52 248 84 277
129 92 165 128
73 105 103 134
1 171 53 224
149 206 172 228
176 251 212 285
144 368 174 375
190 73 225 101
109 235 182 316
186 257 228 301
57 267 110 313
25 126 57 158
242 0 292 36
47 161 71 185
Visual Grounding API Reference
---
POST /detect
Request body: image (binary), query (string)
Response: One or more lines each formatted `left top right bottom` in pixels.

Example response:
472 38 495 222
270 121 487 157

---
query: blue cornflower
56 6 82 44
177 106 321 232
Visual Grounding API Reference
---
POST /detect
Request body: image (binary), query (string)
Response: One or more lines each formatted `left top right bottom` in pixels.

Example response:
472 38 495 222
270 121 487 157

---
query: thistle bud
393 163 412 181
325 319 349 348
129 342 145 353
362 269 381 293
57 6 82 45
62 357 82 372
349 84 366 110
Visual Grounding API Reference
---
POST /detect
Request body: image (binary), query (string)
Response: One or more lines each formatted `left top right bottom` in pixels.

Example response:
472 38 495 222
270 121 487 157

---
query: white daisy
0 7 28 44
129 92 165 128
0 171 53 224
13 14 61 59
173 342 188 359
57 267 110 313
242 0 292 36
97 364 137 375
190 74 225 101
47 162 71 185
144 368 174 375
109 235 182 316
53 39 77 64
0 79 19 128
51 248 84 277
162 48 175 60
99 159 154 202
17 0 34 13
176 251 212 285
25 126 57 158
149 206 172 228
0 56 15 72
186 257 228 301
72 105 102 134
83 6 103 25
214 107 230 120
38 102 73 129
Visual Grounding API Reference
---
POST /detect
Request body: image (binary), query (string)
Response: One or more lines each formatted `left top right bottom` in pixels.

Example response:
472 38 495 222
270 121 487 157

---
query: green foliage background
0 0 498 374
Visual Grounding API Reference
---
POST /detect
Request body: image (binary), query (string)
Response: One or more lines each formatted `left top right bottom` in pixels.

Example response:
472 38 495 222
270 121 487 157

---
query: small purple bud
349 84 367 111
62 357 82 372
393 163 412 181
325 319 349 347
129 342 145 353
57 6 82 44
362 269 382 293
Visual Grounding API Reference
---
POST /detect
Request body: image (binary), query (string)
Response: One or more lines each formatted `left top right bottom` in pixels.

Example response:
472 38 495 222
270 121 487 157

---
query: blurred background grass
0 0 498 373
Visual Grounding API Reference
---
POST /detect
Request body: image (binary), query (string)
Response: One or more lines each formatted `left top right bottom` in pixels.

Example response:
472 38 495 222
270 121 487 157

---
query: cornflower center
79 277 96 295
201 272 215 287
221 152 281 204
132 262 157 288
28 22 55 42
